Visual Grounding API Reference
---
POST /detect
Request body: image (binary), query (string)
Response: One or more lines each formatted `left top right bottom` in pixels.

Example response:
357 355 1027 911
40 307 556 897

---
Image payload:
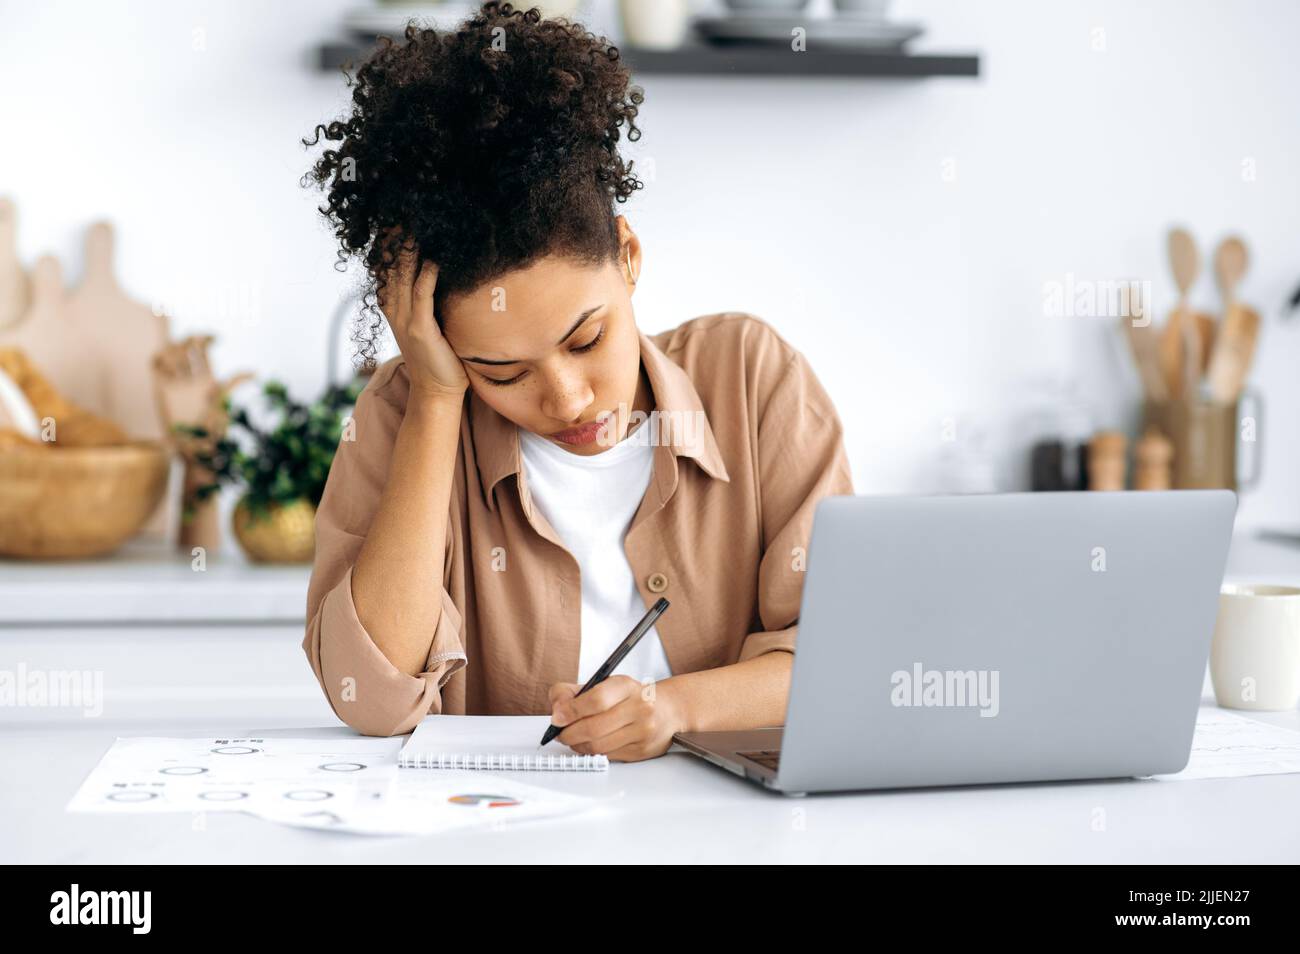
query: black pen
539 597 670 747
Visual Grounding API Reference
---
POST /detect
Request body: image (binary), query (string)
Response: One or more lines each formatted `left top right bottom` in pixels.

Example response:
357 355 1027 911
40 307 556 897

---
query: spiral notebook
398 715 609 772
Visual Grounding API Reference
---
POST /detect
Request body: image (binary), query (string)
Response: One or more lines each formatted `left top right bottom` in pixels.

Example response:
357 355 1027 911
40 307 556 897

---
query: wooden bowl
0 441 171 558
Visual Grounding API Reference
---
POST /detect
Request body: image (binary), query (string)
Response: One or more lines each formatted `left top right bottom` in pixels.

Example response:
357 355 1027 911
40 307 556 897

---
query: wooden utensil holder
1143 392 1262 491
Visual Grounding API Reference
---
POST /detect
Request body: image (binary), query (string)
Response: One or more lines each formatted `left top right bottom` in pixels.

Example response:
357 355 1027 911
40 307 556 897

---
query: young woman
301 3 853 761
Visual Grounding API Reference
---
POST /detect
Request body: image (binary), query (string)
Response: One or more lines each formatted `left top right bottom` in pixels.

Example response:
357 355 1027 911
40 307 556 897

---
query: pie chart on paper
448 793 522 808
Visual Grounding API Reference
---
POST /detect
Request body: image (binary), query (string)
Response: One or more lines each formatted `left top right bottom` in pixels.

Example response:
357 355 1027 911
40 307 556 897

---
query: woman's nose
540 372 593 423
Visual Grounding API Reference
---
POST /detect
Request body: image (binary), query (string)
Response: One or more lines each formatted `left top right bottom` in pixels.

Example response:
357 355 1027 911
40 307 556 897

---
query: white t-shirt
517 425 673 686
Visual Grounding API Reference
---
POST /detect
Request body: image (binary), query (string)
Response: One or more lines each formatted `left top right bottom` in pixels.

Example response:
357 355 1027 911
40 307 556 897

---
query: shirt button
647 572 668 593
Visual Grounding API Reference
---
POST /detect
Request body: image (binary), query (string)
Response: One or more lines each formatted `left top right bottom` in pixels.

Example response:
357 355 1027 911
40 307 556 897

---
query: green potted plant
176 379 363 563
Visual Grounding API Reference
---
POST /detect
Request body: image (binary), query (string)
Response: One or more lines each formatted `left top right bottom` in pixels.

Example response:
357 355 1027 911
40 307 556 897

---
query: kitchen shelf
317 40 979 78
0 540 310 625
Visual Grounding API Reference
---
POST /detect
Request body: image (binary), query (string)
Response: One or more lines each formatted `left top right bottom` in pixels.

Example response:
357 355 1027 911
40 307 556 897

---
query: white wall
2 0 1296 529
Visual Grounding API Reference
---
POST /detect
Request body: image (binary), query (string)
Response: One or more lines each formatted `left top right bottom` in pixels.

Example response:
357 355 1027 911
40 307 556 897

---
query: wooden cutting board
0 213 176 541
0 197 29 331
64 222 172 441
0 255 107 411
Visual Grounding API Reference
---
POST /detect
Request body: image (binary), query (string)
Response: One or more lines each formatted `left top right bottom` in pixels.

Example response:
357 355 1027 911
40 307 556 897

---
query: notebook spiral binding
398 752 609 771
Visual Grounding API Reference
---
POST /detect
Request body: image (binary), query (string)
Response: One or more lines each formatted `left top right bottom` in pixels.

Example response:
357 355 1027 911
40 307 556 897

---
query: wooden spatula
1123 313 1167 402
1208 304 1260 402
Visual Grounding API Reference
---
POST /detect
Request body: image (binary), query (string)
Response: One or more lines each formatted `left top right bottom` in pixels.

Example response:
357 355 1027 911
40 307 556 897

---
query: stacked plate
699 0 922 50
341 3 482 38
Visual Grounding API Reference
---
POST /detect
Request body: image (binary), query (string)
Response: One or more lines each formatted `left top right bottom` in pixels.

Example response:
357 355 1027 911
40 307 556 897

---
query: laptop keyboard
738 749 781 771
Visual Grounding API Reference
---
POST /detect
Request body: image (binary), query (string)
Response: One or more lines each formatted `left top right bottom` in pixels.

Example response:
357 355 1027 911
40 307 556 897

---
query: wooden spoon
1215 235 1249 300
1206 235 1259 402
1193 311 1215 376
1159 227 1200 399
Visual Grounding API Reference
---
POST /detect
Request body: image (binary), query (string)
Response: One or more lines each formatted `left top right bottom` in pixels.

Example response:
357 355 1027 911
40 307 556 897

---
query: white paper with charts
66 736 603 835
1146 707 1300 781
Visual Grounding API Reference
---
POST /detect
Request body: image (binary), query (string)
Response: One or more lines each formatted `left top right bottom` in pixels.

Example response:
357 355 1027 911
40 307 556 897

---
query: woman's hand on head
548 676 684 763
378 241 470 402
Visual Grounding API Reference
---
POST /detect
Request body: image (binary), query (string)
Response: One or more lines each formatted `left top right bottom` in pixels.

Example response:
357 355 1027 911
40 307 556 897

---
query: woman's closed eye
570 326 605 354
482 370 528 387
480 326 606 386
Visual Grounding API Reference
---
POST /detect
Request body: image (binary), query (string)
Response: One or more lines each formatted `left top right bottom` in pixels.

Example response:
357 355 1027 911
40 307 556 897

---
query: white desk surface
3 531 1299 864
3 693 1298 865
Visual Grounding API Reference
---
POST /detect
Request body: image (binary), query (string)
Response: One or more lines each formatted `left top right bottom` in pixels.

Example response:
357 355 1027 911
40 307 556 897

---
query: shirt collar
469 328 730 511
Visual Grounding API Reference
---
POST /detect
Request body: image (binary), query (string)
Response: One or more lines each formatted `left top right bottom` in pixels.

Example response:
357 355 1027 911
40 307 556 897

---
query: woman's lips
551 419 610 446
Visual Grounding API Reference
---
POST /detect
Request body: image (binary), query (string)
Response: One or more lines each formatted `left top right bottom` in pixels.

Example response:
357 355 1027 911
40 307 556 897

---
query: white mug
619 0 689 50
1210 583 1300 711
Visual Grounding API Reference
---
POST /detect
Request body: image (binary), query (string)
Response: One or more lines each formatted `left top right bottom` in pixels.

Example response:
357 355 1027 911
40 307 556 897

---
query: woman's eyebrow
461 305 603 365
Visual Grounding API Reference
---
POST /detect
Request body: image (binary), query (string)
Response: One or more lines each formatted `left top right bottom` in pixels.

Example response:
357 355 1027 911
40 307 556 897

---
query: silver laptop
673 491 1237 795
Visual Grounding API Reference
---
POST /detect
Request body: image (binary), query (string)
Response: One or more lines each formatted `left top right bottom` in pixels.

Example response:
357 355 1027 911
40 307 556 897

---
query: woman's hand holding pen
378 239 469 402
548 676 686 762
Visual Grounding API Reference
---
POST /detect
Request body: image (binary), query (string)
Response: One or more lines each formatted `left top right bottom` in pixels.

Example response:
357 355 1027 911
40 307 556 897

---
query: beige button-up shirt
303 312 854 736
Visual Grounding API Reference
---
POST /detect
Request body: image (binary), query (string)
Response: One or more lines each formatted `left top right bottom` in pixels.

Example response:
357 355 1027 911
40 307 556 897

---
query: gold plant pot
0 441 171 559
232 497 316 564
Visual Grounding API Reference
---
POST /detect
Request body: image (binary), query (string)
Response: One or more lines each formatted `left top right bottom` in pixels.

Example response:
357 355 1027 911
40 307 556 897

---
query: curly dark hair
302 1 646 366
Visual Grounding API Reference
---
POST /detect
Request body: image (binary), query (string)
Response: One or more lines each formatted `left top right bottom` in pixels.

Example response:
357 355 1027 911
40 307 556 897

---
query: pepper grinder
1133 428 1174 490
1088 431 1128 491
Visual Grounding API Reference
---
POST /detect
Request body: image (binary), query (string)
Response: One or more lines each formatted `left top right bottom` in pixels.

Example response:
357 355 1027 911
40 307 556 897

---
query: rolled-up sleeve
302 377 467 737
740 348 854 662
